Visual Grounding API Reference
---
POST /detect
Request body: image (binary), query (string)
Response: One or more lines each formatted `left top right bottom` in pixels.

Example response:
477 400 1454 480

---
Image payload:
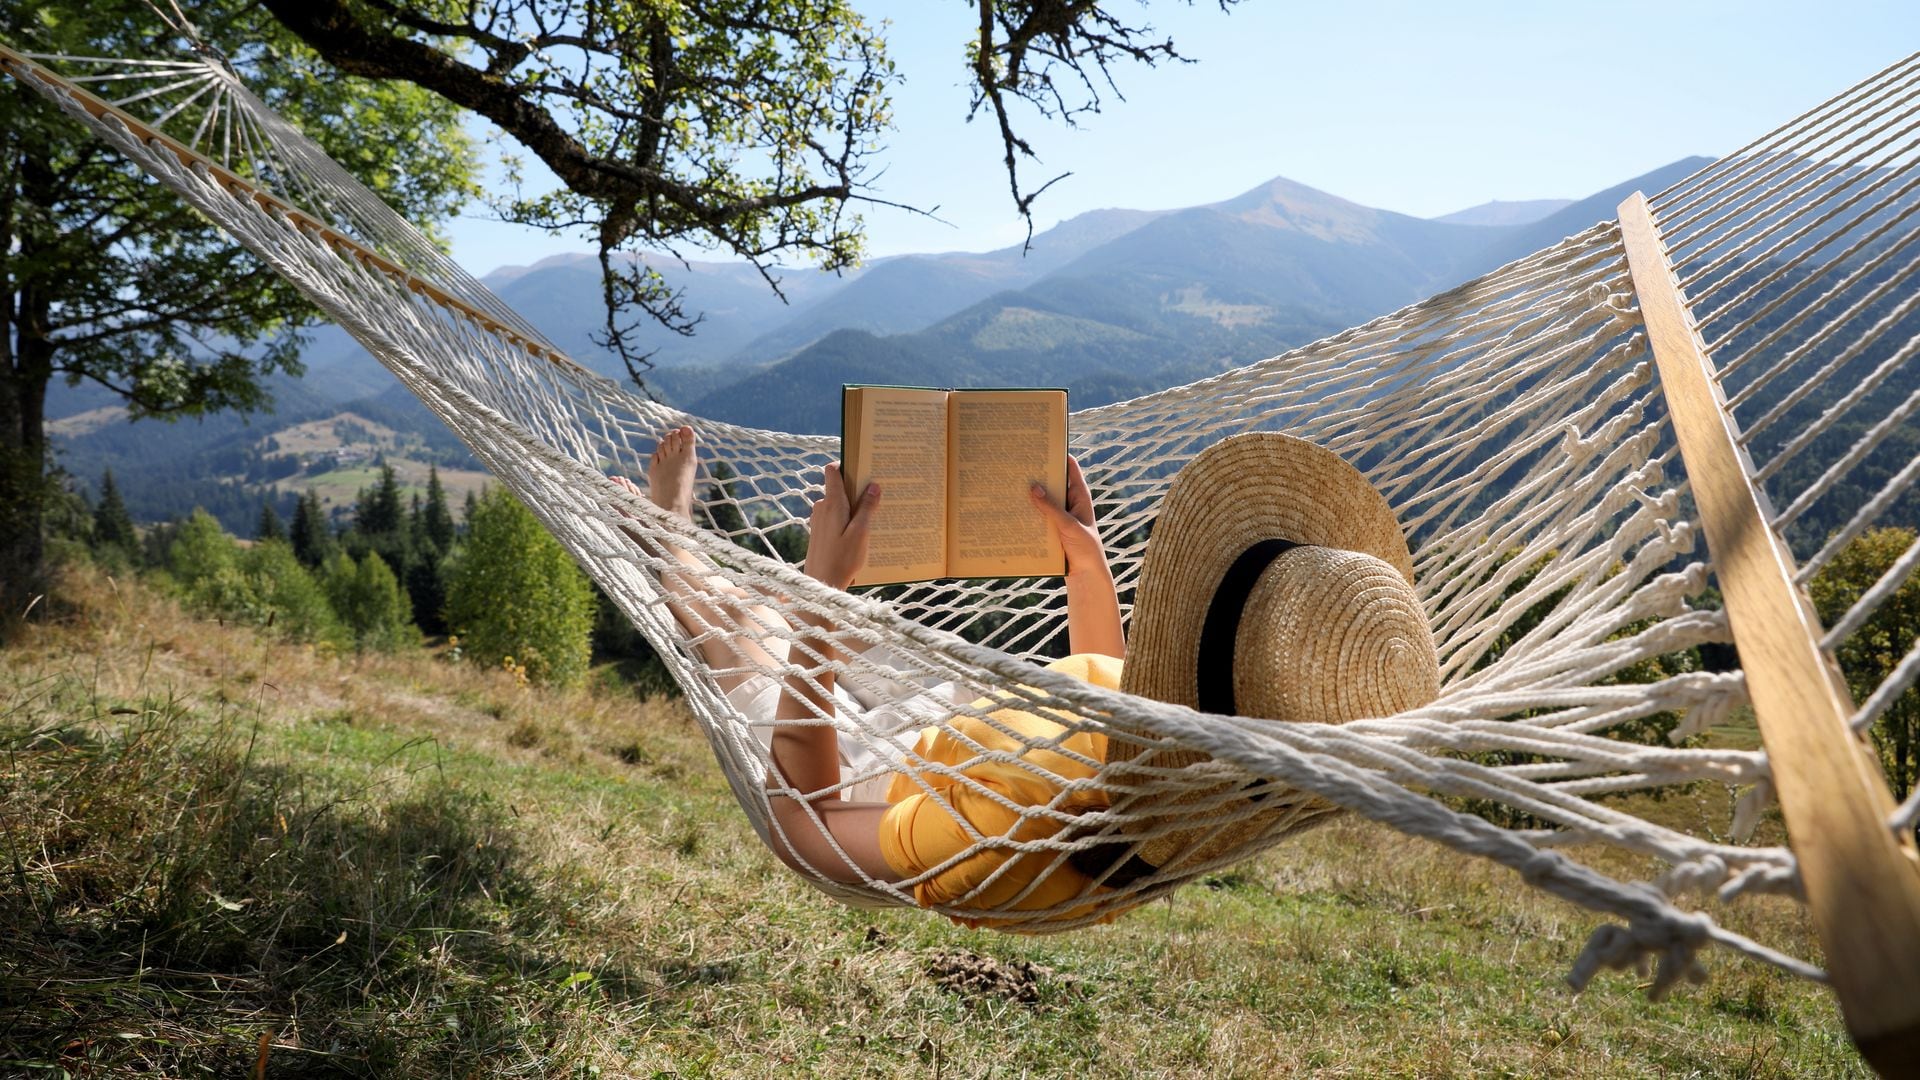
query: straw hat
1103 433 1440 877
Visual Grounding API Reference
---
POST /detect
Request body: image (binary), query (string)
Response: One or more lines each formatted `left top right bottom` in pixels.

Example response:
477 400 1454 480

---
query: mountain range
50 158 1713 527
669 158 1709 432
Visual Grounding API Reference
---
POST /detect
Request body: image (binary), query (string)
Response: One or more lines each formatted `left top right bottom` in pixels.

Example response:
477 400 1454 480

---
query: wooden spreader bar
1619 192 1920 1078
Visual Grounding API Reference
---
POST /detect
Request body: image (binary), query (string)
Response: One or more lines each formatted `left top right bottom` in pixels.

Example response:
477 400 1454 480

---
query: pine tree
349 463 412 581
405 555 449 637
423 466 456 555
141 518 181 570
358 464 405 537
446 486 595 686
462 487 479 532
256 501 285 542
92 469 137 554
290 489 334 568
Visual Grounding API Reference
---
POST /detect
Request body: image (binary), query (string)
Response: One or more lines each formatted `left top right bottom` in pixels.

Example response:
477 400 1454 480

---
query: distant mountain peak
1208 176 1388 242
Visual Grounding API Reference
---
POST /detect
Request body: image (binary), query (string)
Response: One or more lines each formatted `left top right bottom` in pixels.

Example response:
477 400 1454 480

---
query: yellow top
878 653 1129 929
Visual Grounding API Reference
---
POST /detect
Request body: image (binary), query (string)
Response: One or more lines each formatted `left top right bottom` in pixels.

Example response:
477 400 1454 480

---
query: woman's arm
1030 456 1126 659
765 463 901 884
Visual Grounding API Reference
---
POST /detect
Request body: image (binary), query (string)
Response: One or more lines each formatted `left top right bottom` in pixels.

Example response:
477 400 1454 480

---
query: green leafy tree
162 510 344 642
1444 548 1700 828
321 549 415 653
168 508 240 593
446 487 595 687
1809 526 1920 800
245 538 345 646
91 468 137 561
260 0 1236 378
167 507 268 620
0 1 475 640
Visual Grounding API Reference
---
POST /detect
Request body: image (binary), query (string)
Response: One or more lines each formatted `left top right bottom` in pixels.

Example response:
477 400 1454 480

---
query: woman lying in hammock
622 426 1123 872
622 424 1439 928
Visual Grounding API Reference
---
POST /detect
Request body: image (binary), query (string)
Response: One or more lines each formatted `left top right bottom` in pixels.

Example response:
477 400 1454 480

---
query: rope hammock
9 31 1920 1068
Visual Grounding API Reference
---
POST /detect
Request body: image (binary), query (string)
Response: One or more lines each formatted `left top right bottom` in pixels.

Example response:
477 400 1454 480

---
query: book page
946 389 1067 579
843 387 949 586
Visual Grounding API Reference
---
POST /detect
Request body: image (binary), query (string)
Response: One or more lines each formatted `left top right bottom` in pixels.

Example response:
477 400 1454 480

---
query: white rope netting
16 41 1920 993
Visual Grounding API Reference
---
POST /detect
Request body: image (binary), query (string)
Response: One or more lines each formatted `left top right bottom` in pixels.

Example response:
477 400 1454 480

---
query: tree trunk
0 317 51 638
0 292 50 643
0 122 64 643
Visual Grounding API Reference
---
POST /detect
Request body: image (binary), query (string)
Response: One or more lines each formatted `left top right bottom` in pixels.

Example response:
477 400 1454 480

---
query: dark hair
1065 832 1160 887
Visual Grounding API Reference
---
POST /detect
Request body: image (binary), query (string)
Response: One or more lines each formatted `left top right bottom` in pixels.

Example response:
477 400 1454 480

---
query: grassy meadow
0 564 1869 1078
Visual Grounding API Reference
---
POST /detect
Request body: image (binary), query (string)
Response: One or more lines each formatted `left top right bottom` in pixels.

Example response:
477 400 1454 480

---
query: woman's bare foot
647 425 699 521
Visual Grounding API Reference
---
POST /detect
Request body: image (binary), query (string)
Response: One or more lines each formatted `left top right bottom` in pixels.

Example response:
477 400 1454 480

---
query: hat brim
1118 432 1417 712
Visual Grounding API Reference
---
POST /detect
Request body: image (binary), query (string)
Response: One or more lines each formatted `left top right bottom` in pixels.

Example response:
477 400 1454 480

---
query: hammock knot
1602 287 1641 325
1626 484 1679 520
1655 854 1729 898
1566 907 1712 999
1622 485 1683 548
1557 421 1597 461
1517 848 1569 887
1720 856 1804 903
1667 671 1739 744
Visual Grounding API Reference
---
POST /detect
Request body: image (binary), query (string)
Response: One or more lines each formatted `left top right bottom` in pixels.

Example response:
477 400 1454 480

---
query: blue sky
445 1 1920 274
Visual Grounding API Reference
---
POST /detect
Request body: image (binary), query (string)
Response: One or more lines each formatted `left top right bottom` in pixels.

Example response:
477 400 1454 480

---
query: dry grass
0 563 1869 1077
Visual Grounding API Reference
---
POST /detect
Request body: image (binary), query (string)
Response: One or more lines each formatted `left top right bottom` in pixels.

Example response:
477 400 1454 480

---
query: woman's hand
1029 456 1109 580
1031 457 1124 657
804 462 880 590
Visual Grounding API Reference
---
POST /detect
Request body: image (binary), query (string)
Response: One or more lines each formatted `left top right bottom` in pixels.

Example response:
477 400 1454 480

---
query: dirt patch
925 951 1076 1005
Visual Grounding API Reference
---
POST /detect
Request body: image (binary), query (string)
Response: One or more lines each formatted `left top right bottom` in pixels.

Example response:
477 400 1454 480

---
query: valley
51 161 1710 527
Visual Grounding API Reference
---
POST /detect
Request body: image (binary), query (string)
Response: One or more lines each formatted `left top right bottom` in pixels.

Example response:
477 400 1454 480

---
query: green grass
0 563 1869 1077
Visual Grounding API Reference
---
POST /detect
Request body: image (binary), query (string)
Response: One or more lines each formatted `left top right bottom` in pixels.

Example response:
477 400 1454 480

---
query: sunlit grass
0 562 1867 1077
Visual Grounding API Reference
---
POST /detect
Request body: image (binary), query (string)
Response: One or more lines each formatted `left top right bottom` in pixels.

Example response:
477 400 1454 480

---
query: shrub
168 509 240 594
1809 526 1920 799
321 550 416 653
246 539 346 646
445 487 595 687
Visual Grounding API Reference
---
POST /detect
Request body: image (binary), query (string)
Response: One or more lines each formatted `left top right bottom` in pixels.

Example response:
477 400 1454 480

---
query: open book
841 386 1068 587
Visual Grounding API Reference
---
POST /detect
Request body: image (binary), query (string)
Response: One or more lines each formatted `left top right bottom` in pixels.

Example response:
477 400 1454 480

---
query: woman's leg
618 425 789 694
